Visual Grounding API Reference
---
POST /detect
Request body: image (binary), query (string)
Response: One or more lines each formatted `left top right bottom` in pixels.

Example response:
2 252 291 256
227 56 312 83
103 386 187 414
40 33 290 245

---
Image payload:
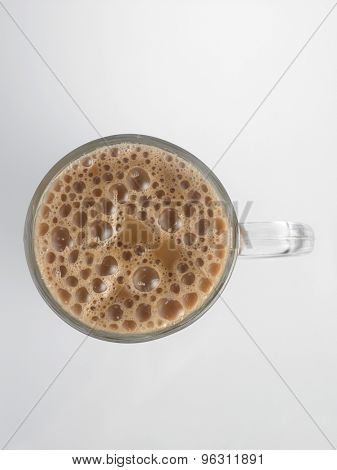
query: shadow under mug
24 134 314 343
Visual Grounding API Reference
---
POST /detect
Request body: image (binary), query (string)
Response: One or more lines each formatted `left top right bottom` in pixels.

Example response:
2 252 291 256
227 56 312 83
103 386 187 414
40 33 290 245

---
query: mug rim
24 134 239 343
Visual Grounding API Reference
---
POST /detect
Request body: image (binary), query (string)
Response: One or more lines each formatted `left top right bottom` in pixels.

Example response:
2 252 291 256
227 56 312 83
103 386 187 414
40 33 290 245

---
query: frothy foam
34 143 229 334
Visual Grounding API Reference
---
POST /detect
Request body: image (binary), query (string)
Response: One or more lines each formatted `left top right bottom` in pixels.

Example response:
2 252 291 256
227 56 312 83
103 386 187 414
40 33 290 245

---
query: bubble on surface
215 244 226 259
109 183 128 203
66 276 78 287
106 304 123 321
133 266 160 292
39 223 49 236
93 188 102 198
214 217 226 235
187 190 201 201
170 283 180 294
82 156 93 167
122 251 132 261
195 219 210 236
71 304 82 315
157 298 183 320
85 253 94 265
83 197 95 208
59 265 67 278
103 172 113 182
73 211 87 228
90 221 113 241
81 268 91 280
183 232 196 246
182 272 195 285
75 287 90 303
158 208 182 233
199 278 213 294
209 263 221 276
92 278 107 293
58 288 71 304
96 256 118 276
68 249 79 264
122 320 136 331
99 198 114 215
51 226 70 251
136 303 152 322
42 205 50 218
45 192 55 204
46 252 55 263
73 181 85 193
177 262 188 273
183 203 195 218
59 204 72 218
182 292 198 310
134 245 145 256
127 167 150 191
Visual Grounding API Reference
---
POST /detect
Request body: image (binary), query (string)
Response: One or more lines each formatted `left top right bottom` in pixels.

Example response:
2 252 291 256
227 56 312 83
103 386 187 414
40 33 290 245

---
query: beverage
33 142 229 334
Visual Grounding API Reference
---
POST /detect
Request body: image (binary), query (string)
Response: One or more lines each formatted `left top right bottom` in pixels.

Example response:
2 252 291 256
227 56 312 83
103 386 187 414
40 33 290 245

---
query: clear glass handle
239 222 314 258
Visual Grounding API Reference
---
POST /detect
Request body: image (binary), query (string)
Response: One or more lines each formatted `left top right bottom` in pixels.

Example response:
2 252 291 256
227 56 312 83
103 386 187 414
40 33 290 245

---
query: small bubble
136 303 151 322
182 272 195 285
170 283 180 294
157 298 183 320
123 320 137 331
81 268 91 280
46 252 55 264
73 181 85 193
66 276 78 287
39 223 49 236
124 299 134 308
183 232 196 246
92 278 107 293
75 287 89 303
58 288 71 304
133 267 160 292
71 304 82 315
106 304 123 321
182 292 198 310
92 188 102 198
177 262 188 273
209 263 222 276
180 180 189 190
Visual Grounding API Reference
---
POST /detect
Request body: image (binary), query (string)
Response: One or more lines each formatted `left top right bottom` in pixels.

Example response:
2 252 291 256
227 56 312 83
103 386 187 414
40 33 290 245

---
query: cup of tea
24 135 314 342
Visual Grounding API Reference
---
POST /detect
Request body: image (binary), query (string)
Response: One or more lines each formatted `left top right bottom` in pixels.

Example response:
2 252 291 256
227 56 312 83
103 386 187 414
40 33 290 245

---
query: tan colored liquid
34 143 229 334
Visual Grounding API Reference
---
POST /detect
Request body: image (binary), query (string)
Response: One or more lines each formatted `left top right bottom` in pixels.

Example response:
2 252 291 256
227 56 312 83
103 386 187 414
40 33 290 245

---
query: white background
0 0 336 450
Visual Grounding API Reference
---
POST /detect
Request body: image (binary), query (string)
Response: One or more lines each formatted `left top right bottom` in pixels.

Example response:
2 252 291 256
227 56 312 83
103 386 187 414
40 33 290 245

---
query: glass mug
24 135 314 343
